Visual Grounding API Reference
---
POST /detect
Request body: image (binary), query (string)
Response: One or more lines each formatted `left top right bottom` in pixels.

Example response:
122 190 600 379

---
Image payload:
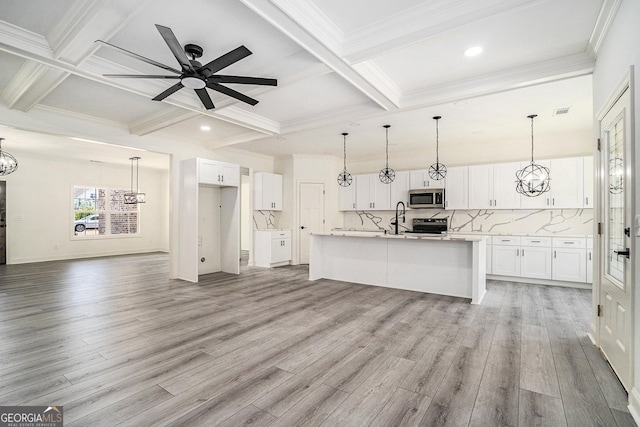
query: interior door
599 87 632 391
299 182 324 264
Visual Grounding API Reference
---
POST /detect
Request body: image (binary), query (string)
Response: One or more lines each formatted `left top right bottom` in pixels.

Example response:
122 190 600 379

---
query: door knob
615 248 630 258
300 226 306 229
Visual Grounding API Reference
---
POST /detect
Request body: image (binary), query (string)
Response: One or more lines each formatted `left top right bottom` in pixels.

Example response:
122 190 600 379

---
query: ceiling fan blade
198 46 252 77
155 24 195 73
152 82 184 101
206 83 258 106
211 75 277 86
95 40 181 74
195 88 215 110
103 74 181 79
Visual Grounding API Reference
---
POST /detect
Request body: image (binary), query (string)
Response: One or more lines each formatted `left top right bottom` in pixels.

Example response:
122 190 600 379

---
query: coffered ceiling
0 0 619 164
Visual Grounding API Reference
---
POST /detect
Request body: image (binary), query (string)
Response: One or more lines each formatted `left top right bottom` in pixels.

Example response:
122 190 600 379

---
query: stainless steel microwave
408 189 444 209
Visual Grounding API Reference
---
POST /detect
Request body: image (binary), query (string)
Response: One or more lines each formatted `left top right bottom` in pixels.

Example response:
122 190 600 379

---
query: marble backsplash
254 210 280 229
342 209 593 236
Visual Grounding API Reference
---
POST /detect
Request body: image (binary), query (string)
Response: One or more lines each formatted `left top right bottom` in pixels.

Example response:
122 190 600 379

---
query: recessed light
464 46 483 57
200 125 211 131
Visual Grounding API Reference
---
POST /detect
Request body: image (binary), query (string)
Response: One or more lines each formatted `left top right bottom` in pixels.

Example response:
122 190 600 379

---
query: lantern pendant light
516 114 550 197
0 137 18 176
337 132 353 187
124 156 146 204
379 125 395 184
428 115 447 180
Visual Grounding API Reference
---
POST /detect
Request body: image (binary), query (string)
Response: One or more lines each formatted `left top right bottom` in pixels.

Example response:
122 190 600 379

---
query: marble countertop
313 231 485 242
330 229 592 239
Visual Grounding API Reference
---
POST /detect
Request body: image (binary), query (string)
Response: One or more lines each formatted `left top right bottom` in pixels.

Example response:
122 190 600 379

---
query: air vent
553 107 571 116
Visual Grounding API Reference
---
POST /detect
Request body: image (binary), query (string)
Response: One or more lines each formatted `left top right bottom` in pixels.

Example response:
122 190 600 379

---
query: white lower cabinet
520 237 552 280
254 230 291 268
492 236 521 276
552 237 587 283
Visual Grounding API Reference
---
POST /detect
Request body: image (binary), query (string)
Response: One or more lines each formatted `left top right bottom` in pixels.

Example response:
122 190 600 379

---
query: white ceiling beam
129 108 199 136
587 0 622 58
238 0 398 110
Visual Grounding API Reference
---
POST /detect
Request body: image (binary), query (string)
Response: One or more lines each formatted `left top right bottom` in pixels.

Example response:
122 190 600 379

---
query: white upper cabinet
493 162 521 209
468 164 493 209
254 172 283 210
356 173 390 210
583 156 593 208
390 171 410 207
409 170 446 190
519 159 551 209
549 157 584 209
338 177 357 211
198 159 239 187
444 166 468 210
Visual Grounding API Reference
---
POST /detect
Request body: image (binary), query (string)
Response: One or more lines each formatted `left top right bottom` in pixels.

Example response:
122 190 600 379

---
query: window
73 186 138 237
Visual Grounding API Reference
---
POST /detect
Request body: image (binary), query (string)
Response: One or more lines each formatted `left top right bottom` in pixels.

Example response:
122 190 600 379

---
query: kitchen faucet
391 201 406 235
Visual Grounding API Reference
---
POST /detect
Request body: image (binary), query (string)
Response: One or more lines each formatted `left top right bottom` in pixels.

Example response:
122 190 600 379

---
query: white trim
130 109 199 136
587 0 623 58
487 274 592 289
629 387 640 425
10 249 167 265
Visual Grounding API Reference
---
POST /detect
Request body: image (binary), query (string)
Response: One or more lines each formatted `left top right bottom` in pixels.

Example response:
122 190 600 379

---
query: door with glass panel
599 87 633 390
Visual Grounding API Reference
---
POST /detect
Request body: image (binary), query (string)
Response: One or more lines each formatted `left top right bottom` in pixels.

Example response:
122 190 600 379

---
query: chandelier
516 114 550 197
0 138 18 176
124 156 146 204
428 115 447 180
379 125 395 184
337 132 352 187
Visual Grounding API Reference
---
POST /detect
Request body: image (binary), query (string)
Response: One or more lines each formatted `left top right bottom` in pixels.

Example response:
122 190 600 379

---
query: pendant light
516 114 550 197
337 132 352 187
428 115 447 180
379 125 395 184
124 156 146 204
0 137 18 176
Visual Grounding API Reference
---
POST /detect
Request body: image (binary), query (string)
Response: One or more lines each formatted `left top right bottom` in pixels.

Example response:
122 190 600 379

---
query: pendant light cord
135 157 140 193
435 118 440 165
130 158 134 193
530 116 535 163
343 134 347 173
385 126 389 169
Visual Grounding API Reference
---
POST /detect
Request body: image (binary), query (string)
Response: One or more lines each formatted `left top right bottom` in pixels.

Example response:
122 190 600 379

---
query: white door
444 166 468 210
468 164 493 209
598 87 633 390
299 183 324 264
371 176 390 210
356 174 372 210
493 162 521 209
198 186 221 275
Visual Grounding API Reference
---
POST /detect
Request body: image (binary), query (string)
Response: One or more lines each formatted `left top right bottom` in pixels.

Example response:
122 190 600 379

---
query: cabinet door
338 180 357 211
281 238 292 262
409 170 427 189
444 166 468 210
271 173 283 210
552 248 587 282
550 157 583 208
199 160 220 184
271 238 285 263
521 246 552 279
371 176 390 210
219 164 239 187
390 171 409 207
356 174 372 210
493 162 520 209
468 164 493 209
492 245 520 276
519 160 551 209
583 156 593 208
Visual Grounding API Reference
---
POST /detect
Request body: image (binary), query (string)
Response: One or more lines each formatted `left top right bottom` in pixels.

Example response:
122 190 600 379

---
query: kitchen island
309 232 486 304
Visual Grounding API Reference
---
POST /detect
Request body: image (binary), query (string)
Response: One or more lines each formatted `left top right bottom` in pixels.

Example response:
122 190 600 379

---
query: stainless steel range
404 217 448 235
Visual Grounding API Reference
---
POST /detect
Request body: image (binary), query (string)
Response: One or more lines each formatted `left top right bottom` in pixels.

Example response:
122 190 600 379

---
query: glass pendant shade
516 114 550 197
379 125 395 184
337 132 352 187
428 115 447 180
124 156 146 204
0 138 18 176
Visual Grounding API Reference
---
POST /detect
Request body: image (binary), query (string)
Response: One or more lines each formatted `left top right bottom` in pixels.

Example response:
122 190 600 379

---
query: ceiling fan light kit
379 125 395 184
428 115 447 181
97 24 277 110
0 138 18 176
516 114 550 197
337 132 353 187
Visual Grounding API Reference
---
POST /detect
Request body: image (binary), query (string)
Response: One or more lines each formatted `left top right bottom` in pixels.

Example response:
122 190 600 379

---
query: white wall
3 151 169 263
592 0 640 416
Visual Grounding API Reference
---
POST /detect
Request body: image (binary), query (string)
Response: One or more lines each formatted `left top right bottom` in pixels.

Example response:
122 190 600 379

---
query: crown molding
129 108 199 136
2 62 69 112
402 52 595 108
587 0 622 59
0 20 52 59
35 104 129 129
207 131 269 150
352 61 401 106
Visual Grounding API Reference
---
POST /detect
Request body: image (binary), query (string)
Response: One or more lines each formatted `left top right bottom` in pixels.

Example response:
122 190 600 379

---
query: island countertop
309 232 486 304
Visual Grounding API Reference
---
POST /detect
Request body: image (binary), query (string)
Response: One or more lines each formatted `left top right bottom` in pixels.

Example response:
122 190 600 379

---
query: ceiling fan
96 24 277 110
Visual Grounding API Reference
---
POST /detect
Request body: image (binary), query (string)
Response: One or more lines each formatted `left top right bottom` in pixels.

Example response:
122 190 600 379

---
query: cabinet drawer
552 237 586 249
521 237 551 247
271 230 291 239
491 236 521 246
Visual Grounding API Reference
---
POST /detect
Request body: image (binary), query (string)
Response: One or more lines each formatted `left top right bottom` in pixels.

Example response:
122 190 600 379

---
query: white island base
309 233 487 304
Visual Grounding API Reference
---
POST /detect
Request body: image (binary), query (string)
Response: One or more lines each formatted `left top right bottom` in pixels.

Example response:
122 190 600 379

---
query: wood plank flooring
0 252 634 426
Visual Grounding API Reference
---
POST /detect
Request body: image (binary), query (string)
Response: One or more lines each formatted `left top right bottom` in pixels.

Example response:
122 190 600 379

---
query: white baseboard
487 274 592 289
628 387 640 424
9 249 168 264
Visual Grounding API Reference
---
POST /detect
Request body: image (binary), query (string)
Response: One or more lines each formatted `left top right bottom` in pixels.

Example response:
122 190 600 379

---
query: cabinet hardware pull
531 240 541 243
552 198 555 205
564 241 574 244
501 239 510 242
585 197 589 205
517 249 519 256
554 250 556 258
546 198 549 206
522 249 524 256
589 252 591 261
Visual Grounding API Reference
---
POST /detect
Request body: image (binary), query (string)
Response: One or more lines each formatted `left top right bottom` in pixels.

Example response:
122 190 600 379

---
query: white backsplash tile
342 209 593 235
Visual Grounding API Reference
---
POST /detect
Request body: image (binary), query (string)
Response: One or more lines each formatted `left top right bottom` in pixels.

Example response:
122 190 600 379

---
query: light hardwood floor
0 253 635 426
